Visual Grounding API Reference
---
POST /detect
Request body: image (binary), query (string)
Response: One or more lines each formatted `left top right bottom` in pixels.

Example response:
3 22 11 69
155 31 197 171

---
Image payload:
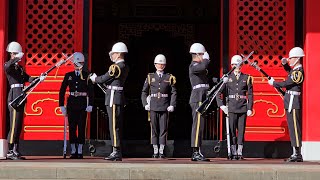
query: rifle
63 53 108 95
241 54 285 97
196 51 254 115
9 53 75 109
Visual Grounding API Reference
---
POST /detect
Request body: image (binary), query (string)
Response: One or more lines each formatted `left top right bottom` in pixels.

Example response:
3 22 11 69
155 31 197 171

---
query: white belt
229 94 246 100
286 90 301 96
151 93 168 98
70 92 87 97
192 84 209 90
10 84 23 88
106 85 123 91
287 90 300 113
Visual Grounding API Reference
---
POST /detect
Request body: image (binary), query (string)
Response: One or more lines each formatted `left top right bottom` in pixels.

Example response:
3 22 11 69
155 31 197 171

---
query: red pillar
302 0 320 160
0 0 8 157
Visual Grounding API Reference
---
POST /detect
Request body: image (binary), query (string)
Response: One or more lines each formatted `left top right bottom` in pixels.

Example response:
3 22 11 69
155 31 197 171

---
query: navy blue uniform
189 59 210 148
141 72 177 145
273 64 304 147
4 58 35 145
95 60 129 148
216 73 253 145
59 70 94 144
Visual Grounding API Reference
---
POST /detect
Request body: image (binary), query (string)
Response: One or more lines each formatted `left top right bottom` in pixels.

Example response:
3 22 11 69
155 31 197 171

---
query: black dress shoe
104 152 122 161
152 153 159 158
237 155 244 160
230 155 238 160
6 150 26 160
285 154 303 162
158 154 166 159
78 154 83 159
70 154 78 159
191 152 210 162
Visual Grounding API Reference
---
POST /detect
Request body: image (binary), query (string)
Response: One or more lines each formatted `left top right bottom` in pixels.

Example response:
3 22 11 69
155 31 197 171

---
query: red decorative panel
229 0 295 141
17 0 83 140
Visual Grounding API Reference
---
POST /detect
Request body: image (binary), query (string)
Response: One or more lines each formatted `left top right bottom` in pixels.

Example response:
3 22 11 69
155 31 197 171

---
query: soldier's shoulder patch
291 70 303 84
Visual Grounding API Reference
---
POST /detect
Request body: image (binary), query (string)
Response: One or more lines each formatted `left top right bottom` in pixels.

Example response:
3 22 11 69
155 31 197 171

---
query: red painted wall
0 0 8 139
228 0 295 141
303 0 320 141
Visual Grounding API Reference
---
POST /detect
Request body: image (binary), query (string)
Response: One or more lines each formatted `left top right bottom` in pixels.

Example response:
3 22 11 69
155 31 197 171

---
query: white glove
145 104 150 111
86 106 93 112
220 105 228 115
247 110 252 116
268 77 274 86
146 95 151 105
281 58 287 65
15 52 24 59
60 106 67 116
90 73 97 83
222 77 229 83
39 74 46 82
203 52 210 60
167 105 174 112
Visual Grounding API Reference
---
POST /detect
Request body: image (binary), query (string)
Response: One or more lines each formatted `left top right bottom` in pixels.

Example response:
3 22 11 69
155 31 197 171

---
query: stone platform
0 157 320 180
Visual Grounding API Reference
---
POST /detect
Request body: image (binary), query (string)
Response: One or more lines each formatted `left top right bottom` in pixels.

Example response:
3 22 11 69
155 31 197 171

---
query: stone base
302 141 320 161
18 140 292 158
0 139 8 159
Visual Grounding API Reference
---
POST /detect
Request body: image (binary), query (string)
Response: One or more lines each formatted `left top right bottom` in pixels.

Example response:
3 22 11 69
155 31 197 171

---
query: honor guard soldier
141 54 177 158
90 42 129 161
189 43 211 161
4 41 46 160
59 52 94 159
268 47 305 162
216 55 253 160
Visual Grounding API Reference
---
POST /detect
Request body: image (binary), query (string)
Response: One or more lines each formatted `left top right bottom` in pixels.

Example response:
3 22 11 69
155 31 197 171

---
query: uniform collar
115 59 124 64
156 71 164 76
75 70 80 76
234 71 241 76
293 64 302 70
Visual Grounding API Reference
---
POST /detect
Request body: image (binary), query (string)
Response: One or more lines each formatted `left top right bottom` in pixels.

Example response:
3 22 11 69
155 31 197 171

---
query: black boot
77 144 83 159
191 148 209 162
7 144 25 160
286 147 303 162
231 145 237 160
104 147 122 161
70 143 78 159
152 153 159 158
237 144 244 160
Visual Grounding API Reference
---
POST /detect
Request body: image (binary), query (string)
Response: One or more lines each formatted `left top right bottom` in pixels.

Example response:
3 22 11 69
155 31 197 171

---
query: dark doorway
91 0 221 142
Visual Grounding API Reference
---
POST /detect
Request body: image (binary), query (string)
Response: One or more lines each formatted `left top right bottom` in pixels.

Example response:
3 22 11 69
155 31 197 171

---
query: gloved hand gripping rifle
196 51 254 115
241 54 285 97
9 53 75 109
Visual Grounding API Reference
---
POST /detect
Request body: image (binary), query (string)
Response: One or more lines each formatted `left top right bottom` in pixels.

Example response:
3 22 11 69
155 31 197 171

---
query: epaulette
168 74 176 85
247 75 253 85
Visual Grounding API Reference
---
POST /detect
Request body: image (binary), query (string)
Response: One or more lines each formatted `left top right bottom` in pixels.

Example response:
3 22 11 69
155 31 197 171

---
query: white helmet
6 41 22 53
110 42 128 54
189 43 206 54
154 54 166 64
289 47 305 58
73 52 85 63
231 55 242 65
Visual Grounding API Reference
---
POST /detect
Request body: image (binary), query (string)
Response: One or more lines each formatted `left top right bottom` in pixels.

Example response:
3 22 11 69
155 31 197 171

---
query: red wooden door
228 0 295 141
16 0 84 140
